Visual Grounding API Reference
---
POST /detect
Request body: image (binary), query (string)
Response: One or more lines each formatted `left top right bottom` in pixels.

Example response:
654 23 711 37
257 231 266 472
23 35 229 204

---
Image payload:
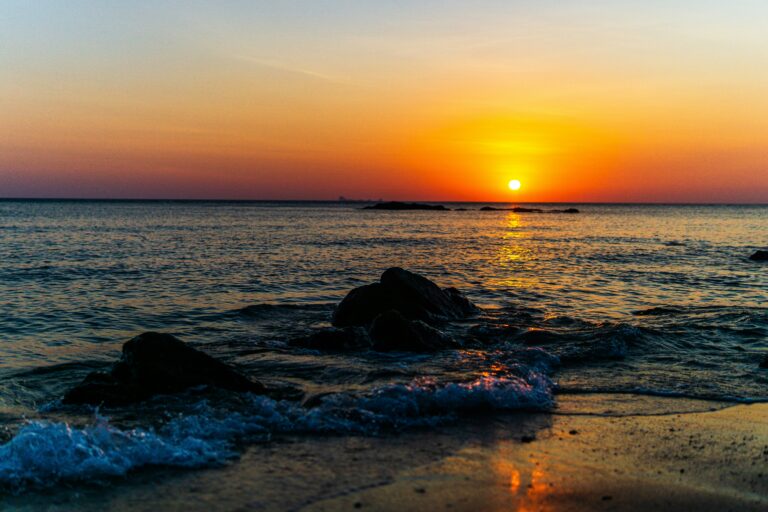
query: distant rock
332 267 479 327
63 332 265 406
363 201 450 211
290 326 372 351
480 206 542 212
369 310 458 352
479 206 579 213
748 250 768 262
760 355 768 369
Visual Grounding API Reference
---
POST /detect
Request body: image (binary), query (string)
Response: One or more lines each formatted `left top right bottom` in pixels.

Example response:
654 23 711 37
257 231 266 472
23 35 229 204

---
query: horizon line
0 197 767 206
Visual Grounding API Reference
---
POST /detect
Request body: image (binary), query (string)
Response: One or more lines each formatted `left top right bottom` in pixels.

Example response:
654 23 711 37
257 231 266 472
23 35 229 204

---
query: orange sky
1 1 767 202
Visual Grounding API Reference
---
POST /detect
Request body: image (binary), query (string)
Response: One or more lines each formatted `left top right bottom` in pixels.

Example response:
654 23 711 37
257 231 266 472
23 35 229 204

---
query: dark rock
63 332 265 406
380 267 469 320
332 267 478 327
749 250 768 262
480 206 537 211
760 356 768 369
443 287 480 317
369 310 458 352
290 326 371 351
363 202 449 211
332 283 399 327
479 206 578 213
63 371 129 406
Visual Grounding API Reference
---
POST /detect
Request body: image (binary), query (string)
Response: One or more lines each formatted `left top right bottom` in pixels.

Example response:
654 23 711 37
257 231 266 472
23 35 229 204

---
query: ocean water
0 200 766 492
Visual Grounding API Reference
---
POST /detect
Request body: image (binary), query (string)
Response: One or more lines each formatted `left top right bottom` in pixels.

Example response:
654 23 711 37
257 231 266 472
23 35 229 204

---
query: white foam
0 368 553 491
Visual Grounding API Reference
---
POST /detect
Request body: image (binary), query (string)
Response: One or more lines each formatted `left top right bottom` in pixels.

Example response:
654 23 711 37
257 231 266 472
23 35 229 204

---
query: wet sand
3 395 767 511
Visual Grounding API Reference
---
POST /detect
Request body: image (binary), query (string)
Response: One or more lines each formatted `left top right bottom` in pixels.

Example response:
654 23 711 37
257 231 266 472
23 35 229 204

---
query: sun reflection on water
493 212 539 289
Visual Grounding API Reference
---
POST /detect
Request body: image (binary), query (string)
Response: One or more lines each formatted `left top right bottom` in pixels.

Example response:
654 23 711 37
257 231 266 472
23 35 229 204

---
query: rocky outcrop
332 267 478 327
63 332 265 406
369 310 459 352
480 206 542 212
290 326 372 351
748 250 768 262
480 206 579 213
288 269 478 353
363 202 449 211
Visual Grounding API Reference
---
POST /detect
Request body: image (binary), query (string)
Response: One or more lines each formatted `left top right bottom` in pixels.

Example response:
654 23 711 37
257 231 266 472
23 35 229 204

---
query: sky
1 1 767 202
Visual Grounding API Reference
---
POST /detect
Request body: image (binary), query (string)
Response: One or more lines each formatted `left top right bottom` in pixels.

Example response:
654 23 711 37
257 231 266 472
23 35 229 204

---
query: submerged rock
369 310 458 352
63 332 265 406
748 250 768 262
332 267 479 327
363 201 449 211
290 326 372 351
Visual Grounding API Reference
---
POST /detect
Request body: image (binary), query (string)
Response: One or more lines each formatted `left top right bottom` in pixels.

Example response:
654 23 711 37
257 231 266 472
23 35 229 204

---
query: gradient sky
1 1 767 201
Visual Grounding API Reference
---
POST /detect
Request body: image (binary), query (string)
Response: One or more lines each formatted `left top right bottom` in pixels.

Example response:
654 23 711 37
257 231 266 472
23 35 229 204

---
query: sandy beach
4 395 765 512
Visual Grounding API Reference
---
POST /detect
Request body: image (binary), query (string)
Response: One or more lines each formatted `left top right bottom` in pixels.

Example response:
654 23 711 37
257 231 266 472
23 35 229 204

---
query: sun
508 179 521 191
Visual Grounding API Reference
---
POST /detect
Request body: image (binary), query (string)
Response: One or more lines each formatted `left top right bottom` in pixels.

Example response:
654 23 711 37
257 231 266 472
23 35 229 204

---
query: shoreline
3 394 766 511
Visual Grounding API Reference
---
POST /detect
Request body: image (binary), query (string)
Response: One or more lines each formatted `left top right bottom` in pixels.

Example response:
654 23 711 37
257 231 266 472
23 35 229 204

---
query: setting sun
508 179 522 191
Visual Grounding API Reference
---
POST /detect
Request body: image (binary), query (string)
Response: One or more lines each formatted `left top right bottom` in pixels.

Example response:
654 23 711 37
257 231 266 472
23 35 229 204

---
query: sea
0 200 765 493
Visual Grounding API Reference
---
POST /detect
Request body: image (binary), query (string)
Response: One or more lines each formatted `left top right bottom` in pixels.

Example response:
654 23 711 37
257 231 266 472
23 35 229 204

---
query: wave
0 370 553 491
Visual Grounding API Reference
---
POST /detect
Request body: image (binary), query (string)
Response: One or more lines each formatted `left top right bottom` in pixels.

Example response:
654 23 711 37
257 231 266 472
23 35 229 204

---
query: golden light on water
508 179 522 191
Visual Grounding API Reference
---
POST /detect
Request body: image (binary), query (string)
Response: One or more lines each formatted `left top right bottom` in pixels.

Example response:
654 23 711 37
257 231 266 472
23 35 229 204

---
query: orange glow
2 3 768 201
492 451 556 512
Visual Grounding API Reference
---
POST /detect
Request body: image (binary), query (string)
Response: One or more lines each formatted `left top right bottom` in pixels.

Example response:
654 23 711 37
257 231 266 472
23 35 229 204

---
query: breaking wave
0 370 553 491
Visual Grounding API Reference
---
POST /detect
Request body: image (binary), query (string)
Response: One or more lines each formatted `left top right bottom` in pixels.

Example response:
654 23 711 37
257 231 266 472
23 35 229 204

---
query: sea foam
0 367 553 491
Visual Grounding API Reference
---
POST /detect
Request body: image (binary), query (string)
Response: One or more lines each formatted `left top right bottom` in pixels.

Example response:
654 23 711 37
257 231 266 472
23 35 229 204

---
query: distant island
363 201 450 211
479 206 580 213
363 201 579 213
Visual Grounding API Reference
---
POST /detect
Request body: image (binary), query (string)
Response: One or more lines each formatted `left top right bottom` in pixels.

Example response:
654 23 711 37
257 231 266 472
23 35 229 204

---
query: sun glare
508 179 521 191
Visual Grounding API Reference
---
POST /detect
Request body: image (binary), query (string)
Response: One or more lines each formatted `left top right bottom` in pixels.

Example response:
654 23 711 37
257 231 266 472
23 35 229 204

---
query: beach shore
4 395 766 511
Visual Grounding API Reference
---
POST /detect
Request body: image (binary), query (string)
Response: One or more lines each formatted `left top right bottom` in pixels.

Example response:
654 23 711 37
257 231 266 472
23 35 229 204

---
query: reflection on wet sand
492 442 556 512
5 403 766 511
